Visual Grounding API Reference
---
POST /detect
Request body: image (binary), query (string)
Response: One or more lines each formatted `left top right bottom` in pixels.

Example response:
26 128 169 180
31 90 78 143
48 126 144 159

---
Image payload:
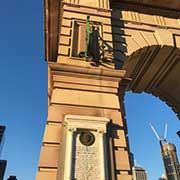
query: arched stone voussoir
123 44 180 119
150 90 180 120
124 28 180 57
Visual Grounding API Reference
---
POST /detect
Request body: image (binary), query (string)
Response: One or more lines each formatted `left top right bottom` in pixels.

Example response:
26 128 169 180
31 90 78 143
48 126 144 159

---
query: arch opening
123 45 180 119
124 91 180 179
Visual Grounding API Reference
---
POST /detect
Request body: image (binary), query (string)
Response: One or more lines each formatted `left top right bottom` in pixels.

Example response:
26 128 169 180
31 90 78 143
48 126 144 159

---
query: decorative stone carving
79 131 95 146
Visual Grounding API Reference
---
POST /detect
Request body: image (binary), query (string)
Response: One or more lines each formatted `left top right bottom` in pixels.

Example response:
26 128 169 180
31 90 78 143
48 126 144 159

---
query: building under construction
132 166 147 180
151 124 180 180
161 142 180 180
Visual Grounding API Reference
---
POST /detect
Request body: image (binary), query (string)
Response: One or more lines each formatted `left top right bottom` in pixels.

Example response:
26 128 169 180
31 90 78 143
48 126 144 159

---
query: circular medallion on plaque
79 131 95 146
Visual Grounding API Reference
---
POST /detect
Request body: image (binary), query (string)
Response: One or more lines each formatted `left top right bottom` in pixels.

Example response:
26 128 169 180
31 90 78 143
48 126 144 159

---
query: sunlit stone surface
122 0 180 9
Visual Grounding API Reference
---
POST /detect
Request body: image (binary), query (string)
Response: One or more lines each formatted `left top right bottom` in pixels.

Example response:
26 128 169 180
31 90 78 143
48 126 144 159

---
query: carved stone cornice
110 1 180 18
48 62 131 84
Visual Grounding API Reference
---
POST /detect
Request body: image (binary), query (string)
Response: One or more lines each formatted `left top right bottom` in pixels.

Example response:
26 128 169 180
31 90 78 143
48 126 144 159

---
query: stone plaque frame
58 115 110 180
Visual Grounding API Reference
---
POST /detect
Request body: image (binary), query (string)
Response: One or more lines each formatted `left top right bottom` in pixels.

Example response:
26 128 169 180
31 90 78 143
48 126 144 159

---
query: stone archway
37 1 180 180
122 29 180 118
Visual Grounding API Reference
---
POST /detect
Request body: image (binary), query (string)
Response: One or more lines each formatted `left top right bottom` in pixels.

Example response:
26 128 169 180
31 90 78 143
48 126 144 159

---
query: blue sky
0 1 180 180
125 92 180 179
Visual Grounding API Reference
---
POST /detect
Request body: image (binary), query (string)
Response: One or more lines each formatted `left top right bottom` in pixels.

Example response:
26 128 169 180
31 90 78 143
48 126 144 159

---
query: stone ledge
49 62 130 80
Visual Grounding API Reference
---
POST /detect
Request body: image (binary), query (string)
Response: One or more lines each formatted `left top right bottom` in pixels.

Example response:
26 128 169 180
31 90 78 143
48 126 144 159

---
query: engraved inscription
74 132 101 180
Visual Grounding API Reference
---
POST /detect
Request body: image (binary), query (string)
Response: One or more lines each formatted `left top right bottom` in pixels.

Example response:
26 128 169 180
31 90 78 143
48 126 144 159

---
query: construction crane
150 123 167 148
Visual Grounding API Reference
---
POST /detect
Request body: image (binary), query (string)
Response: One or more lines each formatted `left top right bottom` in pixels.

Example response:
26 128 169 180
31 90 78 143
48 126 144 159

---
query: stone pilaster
36 62 132 180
